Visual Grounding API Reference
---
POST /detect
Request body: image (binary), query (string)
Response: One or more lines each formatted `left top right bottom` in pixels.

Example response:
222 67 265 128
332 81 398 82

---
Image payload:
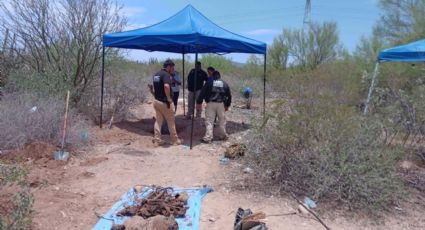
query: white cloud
265 40 273 45
126 50 181 62
245 29 279 36
125 23 148 30
122 6 146 18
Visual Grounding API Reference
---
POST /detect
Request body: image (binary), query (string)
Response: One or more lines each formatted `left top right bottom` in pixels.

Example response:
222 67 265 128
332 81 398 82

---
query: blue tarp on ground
378 39 425 62
103 5 266 54
92 186 212 230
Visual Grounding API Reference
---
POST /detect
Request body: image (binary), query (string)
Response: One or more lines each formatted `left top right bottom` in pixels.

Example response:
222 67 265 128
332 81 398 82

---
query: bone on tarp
117 186 188 219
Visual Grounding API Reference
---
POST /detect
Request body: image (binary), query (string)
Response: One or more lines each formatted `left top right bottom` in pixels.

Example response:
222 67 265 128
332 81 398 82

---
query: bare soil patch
0 185 17 218
80 156 109 166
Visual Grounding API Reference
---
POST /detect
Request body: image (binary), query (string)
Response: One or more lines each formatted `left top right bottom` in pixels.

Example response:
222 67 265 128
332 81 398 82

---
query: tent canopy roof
103 5 266 54
378 39 425 62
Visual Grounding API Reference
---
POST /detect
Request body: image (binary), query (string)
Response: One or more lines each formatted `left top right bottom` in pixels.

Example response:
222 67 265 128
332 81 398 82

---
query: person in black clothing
206 66 217 126
149 59 182 146
171 70 182 112
196 71 232 143
187 61 208 119
207 66 215 83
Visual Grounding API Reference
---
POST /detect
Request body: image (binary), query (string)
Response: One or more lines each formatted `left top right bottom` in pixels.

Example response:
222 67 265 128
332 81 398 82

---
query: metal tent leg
100 46 105 128
190 53 198 149
363 62 380 115
263 54 267 117
182 53 186 116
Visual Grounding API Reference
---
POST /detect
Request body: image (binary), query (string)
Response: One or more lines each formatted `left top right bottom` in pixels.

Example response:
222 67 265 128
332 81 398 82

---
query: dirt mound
0 141 56 163
0 141 68 170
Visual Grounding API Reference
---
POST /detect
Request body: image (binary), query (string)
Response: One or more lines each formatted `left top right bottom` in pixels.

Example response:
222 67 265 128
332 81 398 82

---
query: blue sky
117 0 381 63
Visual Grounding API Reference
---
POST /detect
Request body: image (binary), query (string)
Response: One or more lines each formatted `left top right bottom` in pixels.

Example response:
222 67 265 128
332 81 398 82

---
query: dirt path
28 103 424 230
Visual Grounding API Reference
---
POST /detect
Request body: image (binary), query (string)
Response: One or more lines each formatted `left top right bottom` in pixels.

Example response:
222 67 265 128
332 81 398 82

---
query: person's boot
218 135 229 141
200 138 212 144
152 139 165 147
172 138 183 146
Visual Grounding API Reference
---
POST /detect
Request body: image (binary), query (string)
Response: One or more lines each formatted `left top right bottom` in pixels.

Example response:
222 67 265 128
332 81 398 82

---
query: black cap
163 59 175 68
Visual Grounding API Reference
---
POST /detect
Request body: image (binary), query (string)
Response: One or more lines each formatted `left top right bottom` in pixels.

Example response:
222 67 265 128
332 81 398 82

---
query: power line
208 6 305 20
170 3 379 30
213 11 303 25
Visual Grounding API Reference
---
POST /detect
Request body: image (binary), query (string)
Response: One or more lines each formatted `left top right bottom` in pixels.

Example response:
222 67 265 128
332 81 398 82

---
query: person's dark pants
172 91 179 112
161 122 169 134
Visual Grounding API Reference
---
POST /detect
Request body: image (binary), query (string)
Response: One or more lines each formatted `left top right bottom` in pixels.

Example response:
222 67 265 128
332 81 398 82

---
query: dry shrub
245 66 404 213
403 167 425 192
248 101 403 213
78 61 151 125
0 92 87 150
224 73 269 105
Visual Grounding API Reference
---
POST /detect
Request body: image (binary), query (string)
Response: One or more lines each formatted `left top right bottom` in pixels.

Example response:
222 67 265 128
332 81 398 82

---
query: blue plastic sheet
242 87 252 99
92 186 212 230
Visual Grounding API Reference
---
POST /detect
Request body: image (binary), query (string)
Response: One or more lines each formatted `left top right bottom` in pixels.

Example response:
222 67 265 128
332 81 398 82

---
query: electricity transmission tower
303 0 311 30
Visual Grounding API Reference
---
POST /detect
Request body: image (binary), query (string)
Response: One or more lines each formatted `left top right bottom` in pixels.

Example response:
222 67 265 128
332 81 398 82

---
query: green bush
246 65 404 213
200 54 234 73
6 70 71 97
0 164 27 185
0 164 33 230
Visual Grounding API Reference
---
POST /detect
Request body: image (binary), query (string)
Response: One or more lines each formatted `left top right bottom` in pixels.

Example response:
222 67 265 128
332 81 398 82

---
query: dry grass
0 92 87 150
0 163 32 230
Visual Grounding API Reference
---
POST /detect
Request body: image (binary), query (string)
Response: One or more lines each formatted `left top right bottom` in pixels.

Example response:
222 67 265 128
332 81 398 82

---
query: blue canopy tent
101 5 267 149
364 39 425 114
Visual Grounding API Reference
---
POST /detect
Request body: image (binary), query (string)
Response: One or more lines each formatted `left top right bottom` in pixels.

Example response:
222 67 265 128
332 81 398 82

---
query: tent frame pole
182 53 186 116
363 62 380 115
263 54 267 117
190 53 198 149
100 46 105 128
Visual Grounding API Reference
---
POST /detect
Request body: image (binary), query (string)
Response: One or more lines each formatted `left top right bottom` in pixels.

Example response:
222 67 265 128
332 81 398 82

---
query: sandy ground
18 101 425 230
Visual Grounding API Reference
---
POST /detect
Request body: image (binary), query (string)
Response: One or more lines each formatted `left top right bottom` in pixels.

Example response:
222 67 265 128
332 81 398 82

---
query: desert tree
270 21 341 71
0 0 127 100
0 28 20 88
267 35 289 70
375 0 425 44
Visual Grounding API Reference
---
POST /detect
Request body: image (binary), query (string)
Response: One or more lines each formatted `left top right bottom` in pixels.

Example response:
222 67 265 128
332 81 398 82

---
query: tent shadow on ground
114 115 250 148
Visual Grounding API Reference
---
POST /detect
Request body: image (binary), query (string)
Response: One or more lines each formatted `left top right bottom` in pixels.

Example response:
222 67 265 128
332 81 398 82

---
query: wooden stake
291 192 330 230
